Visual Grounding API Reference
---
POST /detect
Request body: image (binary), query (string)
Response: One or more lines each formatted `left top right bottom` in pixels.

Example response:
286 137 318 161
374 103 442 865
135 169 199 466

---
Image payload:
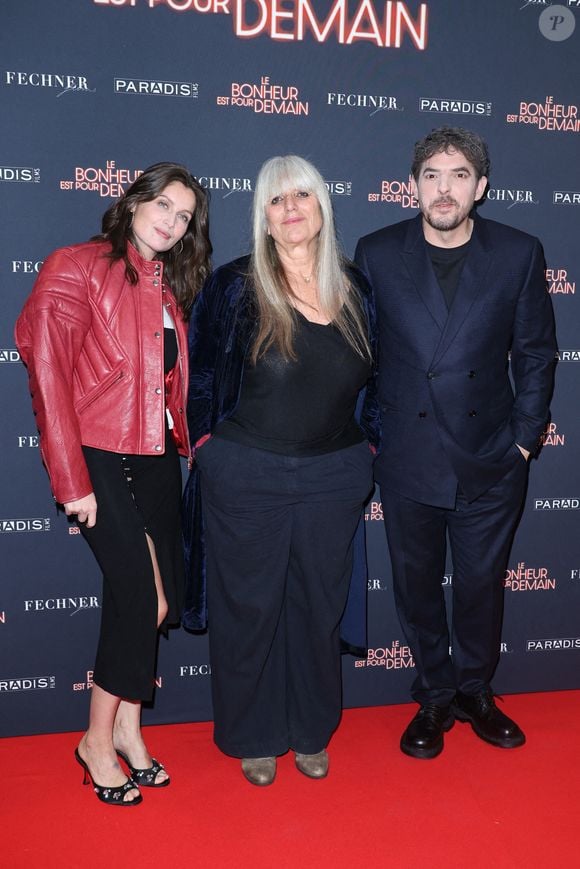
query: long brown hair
96 162 212 319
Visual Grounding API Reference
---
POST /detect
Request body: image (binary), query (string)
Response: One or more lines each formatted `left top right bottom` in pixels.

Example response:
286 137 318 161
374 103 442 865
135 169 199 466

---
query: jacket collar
126 239 164 276
401 214 447 331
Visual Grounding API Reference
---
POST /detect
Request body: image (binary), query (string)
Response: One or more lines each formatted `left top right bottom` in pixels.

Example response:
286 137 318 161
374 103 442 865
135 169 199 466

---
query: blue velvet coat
181 256 380 653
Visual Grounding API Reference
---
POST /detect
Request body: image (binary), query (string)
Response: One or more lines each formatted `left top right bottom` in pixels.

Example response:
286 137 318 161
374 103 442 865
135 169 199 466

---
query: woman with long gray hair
183 155 379 786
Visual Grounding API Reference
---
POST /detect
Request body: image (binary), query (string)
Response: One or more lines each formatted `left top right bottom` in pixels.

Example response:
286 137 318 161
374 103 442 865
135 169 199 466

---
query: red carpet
2 691 578 869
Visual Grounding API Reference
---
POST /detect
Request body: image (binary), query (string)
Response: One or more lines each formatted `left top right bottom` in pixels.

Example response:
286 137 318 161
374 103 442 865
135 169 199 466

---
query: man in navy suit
355 127 556 758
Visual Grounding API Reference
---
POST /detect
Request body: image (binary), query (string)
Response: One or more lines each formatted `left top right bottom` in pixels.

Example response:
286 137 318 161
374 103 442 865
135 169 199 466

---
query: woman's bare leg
146 532 169 628
77 684 141 802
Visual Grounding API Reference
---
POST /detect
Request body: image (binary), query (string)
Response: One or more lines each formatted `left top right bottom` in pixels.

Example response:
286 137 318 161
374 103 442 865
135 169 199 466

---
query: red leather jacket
15 240 190 504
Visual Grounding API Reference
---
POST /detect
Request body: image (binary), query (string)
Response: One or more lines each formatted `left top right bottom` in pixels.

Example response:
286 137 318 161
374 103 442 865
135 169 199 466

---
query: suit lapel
401 216 448 332
431 215 493 368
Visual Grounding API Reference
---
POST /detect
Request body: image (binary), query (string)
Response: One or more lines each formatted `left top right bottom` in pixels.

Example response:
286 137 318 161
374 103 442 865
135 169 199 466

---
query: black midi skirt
79 434 185 702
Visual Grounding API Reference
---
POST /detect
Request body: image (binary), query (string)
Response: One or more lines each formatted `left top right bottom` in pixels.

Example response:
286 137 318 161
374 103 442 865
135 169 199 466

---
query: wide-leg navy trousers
197 437 373 758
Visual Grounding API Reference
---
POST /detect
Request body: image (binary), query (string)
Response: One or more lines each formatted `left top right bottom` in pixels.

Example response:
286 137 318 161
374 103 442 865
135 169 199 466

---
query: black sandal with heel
74 748 143 806
116 749 170 787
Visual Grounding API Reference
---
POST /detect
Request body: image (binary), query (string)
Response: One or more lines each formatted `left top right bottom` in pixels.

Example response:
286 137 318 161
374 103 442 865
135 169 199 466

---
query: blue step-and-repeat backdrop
2 0 579 737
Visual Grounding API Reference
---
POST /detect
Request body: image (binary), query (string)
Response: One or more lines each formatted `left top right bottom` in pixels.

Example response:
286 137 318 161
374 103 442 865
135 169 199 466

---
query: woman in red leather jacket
15 163 211 806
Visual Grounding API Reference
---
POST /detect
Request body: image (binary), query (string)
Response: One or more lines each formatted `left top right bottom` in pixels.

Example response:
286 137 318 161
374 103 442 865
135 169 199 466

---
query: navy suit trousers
379 450 528 705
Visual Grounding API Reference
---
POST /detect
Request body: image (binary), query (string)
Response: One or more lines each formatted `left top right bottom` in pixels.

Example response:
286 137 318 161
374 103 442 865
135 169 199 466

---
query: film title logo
553 190 580 205
73 670 94 691
180 664 212 676
504 562 556 591
540 422 565 446
114 77 198 98
556 350 580 361
419 97 492 116
217 76 308 115
368 176 418 208
0 349 21 363
60 160 142 197
0 675 56 692
74 670 163 689
327 92 399 115
0 611 5 625
571 569 580 579
0 166 40 183
442 573 453 586
365 500 383 520
4 71 94 97
506 96 580 132
547 268 575 294
368 578 387 591
0 518 51 533
527 637 580 652
94 1 429 50
230 0 428 47
355 640 415 668
534 497 579 510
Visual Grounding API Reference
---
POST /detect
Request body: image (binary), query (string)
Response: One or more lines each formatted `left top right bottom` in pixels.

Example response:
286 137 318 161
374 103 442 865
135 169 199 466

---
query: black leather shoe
400 704 454 759
452 690 525 748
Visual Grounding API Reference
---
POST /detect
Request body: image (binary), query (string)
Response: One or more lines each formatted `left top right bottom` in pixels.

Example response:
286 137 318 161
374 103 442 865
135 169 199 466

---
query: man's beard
423 198 470 232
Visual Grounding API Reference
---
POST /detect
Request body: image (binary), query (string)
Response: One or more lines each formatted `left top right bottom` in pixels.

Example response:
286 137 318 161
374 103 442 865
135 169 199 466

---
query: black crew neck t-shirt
425 238 471 310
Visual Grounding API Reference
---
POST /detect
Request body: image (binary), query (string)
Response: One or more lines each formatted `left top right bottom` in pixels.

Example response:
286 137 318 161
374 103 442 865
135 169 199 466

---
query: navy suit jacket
355 213 556 507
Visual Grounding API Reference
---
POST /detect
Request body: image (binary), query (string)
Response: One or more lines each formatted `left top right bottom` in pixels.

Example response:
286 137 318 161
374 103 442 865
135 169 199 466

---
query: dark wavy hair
411 127 491 182
95 162 212 319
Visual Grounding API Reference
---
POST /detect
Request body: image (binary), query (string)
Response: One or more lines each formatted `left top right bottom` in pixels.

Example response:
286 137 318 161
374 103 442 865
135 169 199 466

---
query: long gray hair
249 155 371 363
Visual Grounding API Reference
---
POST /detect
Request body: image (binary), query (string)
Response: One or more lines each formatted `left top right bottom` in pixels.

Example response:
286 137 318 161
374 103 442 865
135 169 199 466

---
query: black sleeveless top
214 311 371 456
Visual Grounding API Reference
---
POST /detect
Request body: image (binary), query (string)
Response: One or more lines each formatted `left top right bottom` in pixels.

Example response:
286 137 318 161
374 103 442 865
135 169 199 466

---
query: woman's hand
63 493 98 528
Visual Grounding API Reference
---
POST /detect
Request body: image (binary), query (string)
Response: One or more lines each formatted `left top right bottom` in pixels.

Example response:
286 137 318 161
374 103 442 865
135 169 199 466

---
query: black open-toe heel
74 748 143 806
116 749 170 788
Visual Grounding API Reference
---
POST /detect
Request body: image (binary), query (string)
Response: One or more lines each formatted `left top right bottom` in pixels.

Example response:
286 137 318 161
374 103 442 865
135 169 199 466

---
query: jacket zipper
76 369 124 414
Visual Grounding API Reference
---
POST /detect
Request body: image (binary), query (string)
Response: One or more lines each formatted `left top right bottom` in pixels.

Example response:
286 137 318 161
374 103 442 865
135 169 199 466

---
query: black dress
79 327 185 702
